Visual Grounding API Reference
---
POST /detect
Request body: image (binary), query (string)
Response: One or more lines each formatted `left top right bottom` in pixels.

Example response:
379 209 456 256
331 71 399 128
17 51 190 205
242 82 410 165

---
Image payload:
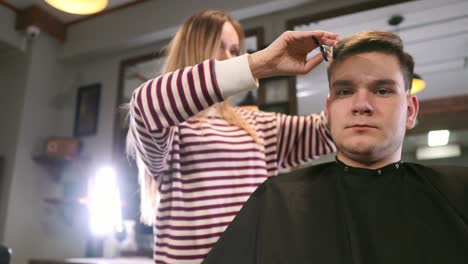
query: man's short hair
327 30 415 91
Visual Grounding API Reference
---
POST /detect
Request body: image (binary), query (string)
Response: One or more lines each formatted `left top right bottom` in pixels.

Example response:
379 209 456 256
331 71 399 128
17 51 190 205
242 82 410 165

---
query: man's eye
376 88 391 95
336 89 353 96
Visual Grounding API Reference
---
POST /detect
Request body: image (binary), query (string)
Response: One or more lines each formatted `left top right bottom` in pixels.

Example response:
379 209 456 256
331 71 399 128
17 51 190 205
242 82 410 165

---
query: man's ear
406 95 419 130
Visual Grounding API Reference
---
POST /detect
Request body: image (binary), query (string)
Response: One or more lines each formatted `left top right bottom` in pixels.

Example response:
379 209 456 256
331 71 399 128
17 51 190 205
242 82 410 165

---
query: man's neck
336 152 401 170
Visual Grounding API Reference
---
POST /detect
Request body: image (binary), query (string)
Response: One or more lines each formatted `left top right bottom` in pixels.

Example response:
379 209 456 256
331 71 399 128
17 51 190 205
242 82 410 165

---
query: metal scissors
311 36 331 62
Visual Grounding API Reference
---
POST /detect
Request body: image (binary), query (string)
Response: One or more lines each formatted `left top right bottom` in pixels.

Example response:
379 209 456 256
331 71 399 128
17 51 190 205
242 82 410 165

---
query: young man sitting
202 30 468 264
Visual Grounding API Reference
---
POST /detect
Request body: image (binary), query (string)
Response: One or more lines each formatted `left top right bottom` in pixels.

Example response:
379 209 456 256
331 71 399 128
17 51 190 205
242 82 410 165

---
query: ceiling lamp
45 0 108 15
428 129 450 147
411 73 426 95
388 15 426 95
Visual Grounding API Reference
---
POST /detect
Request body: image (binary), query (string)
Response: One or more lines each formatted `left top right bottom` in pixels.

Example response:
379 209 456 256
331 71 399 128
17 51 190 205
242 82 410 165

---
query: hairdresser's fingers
286 30 339 41
303 53 325 73
280 30 339 53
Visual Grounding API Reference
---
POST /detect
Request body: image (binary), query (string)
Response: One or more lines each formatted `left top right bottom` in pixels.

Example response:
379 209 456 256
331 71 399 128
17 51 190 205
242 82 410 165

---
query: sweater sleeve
276 112 336 169
128 55 258 178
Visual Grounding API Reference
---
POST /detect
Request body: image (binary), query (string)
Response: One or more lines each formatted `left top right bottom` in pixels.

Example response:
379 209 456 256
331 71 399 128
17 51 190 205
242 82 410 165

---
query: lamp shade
45 0 108 15
411 73 426 95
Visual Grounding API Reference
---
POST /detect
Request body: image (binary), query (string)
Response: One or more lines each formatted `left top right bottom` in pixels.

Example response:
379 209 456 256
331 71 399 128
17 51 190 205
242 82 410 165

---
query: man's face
326 52 418 168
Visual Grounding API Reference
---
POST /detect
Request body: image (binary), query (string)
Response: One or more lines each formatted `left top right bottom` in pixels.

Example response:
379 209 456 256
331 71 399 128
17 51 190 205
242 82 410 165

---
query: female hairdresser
127 10 339 264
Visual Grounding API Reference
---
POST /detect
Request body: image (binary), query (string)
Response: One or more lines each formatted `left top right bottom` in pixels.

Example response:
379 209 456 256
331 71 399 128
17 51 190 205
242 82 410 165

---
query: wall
62 0 317 59
0 7 23 51
62 0 376 60
241 0 368 43
0 43 28 244
1 33 89 264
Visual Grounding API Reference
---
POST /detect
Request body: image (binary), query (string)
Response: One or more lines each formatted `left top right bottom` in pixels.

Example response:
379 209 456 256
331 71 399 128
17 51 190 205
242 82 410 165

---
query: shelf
32 155 90 182
120 249 153 258
33 155 90 165
43 197 86 206
33 155 74 166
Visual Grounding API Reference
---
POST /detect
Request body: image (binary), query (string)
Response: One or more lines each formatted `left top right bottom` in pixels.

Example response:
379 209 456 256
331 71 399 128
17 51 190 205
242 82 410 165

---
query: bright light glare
428 130 450 147
88 167 122 235
416 144 461 160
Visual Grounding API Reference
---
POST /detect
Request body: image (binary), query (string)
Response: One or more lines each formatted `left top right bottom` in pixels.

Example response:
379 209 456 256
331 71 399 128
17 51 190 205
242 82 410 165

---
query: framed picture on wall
112 50 165 235
74 83 101 137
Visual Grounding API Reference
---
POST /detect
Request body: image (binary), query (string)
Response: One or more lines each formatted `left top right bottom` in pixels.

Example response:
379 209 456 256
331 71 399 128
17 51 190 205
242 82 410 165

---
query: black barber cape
202 160 468 264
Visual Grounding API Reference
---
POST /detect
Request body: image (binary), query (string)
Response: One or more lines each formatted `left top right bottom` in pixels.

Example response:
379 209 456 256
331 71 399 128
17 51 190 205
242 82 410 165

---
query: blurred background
0 0 467 263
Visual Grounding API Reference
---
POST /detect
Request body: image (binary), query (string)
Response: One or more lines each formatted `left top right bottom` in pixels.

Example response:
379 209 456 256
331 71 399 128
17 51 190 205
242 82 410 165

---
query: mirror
113 50 166 255
233 27 297 114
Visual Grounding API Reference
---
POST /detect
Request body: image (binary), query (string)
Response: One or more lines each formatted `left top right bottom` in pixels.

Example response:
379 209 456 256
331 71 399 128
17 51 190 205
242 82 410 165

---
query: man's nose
351 90 373 115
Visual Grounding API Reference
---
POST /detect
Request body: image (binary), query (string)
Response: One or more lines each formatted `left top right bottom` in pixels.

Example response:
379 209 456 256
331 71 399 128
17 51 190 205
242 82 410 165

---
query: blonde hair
129 10 259 225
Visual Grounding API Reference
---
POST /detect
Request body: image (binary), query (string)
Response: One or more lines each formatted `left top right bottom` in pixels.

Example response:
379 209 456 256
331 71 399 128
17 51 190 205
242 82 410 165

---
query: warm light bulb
45 0 108 15
411 74 426 95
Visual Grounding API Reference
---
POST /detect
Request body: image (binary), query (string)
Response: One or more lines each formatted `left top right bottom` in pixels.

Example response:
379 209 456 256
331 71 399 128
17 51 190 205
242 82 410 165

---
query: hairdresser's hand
248 30 339 79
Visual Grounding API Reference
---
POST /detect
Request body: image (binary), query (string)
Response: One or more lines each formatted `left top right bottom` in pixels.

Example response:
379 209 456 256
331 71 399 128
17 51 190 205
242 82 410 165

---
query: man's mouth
347 124 377 129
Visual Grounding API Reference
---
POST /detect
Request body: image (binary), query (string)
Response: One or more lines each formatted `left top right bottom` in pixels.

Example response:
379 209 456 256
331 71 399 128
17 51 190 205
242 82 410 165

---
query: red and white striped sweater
129 54 336 264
